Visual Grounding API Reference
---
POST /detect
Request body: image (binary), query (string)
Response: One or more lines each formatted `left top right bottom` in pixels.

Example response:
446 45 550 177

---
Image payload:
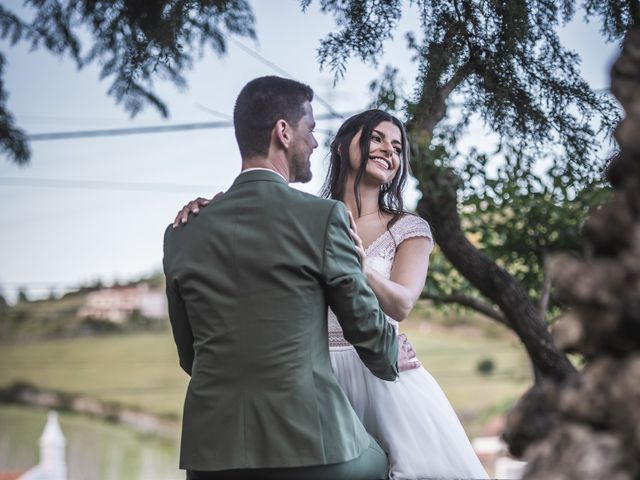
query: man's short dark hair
233 76 314 159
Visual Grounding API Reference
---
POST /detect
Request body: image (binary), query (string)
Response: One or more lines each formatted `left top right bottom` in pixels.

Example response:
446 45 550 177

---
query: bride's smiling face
348 121 403 186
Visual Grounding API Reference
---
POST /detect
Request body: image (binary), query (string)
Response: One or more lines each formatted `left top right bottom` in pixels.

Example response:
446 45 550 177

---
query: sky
0 1 622 302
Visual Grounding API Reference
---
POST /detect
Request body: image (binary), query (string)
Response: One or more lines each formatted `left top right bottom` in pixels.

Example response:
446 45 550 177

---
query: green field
0 303 533 436
0 332 189 417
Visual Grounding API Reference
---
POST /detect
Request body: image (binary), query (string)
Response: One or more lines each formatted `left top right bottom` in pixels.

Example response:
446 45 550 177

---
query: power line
229 38 343 118
16 114 133 126
1 281 90 287
22 37 350 142
192 105 334 134
194 104 233 120
27 120 231 141
0 177 220 193
25 111 352 142
1 287 78 292
0 282 94 291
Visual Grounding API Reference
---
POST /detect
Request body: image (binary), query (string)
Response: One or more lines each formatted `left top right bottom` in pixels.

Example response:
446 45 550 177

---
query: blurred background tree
16 287 29 304
0 0 256 164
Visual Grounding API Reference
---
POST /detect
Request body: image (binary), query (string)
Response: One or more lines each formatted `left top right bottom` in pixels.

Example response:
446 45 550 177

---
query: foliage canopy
0 0 256 164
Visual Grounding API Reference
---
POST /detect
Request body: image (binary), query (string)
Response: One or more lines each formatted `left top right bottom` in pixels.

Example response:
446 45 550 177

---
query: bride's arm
364 237 431 322
348 213 431 322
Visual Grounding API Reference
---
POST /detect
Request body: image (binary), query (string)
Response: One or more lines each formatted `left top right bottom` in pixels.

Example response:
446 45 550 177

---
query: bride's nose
378 140 393 157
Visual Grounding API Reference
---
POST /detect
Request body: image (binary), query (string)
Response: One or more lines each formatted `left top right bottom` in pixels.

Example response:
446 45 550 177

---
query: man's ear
274 119 290 148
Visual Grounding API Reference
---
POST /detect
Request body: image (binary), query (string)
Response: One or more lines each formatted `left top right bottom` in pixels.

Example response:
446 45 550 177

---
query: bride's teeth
372 158 389 169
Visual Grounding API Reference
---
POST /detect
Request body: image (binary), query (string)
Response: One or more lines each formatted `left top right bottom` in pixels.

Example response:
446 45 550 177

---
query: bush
476 358 495 375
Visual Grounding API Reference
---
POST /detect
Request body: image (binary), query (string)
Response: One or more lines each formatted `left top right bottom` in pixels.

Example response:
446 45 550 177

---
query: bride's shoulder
391 214 433 249
393 213 431 234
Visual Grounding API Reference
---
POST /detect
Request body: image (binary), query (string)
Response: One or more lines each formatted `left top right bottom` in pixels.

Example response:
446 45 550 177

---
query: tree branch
539 269 552 318
421 291 509 325
407 49 475 135
411 162 575 381
441 58 475 99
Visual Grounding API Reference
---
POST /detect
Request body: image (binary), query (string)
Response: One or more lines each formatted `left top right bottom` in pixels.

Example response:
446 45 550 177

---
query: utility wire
1 281 94 287
229 38 343 119
25 112 352 142
27 121 231 141
193 104 233 120
194 104 334 134
0 177 219 193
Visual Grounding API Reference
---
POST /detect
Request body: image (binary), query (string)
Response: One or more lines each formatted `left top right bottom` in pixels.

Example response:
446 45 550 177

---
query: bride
174 109 488 480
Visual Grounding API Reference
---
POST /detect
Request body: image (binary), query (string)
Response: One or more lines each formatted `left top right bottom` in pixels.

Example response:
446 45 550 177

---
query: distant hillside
0 312 533 437
0 273 168 342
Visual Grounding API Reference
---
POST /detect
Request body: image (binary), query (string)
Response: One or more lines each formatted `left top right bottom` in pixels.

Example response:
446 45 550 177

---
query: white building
77 283 167 323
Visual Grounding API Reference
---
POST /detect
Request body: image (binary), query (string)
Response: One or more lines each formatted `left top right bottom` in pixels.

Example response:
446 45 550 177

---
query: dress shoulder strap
390 214 434 254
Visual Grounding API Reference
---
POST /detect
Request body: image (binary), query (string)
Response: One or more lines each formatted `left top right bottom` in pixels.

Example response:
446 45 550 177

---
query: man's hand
172 193 222 228
397 333 421 372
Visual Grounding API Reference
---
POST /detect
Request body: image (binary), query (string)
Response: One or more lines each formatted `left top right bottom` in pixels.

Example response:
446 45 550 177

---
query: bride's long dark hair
320 109 410 230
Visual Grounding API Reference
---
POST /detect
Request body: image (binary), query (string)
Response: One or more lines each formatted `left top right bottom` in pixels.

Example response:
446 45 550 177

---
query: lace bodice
328 214 433 350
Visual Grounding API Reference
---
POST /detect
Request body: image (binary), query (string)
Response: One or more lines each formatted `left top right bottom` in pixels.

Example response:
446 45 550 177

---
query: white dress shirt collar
241 167 288 183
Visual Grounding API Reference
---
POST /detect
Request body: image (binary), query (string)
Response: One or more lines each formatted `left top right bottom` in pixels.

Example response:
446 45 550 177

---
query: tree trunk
413 163 575 380
404 53 576 381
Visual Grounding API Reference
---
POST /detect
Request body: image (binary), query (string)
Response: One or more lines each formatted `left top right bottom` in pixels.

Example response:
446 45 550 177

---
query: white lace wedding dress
328 214 489 480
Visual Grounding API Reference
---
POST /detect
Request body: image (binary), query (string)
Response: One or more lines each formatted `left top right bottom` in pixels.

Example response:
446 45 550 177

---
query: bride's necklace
358 210 380 218
358 209 380 218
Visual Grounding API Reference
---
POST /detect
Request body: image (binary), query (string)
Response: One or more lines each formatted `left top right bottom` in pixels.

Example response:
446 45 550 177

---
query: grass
0 332 189 417
0 301 533 436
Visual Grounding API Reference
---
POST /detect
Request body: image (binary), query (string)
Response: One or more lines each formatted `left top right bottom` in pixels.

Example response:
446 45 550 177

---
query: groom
163 76 399 479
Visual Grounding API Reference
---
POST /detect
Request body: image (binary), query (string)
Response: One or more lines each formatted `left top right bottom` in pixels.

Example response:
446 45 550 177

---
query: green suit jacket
163 169 398 471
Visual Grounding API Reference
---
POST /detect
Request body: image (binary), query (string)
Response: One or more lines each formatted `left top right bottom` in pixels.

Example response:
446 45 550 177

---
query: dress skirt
330 347 489 480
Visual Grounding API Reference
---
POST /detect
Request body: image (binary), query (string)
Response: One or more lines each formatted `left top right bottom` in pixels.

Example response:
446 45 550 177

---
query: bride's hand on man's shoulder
172 193 223 228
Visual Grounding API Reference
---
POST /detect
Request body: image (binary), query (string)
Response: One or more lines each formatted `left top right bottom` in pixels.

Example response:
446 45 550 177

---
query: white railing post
20 410 67 480
39 411 67 480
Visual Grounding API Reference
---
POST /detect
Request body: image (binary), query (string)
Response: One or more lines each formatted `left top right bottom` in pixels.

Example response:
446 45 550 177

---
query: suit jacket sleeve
163 227 194 376
321 202 399 381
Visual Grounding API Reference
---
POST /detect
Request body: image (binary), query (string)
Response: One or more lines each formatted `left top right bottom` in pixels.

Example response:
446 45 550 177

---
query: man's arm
322 202 399 381
163 228 194 376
